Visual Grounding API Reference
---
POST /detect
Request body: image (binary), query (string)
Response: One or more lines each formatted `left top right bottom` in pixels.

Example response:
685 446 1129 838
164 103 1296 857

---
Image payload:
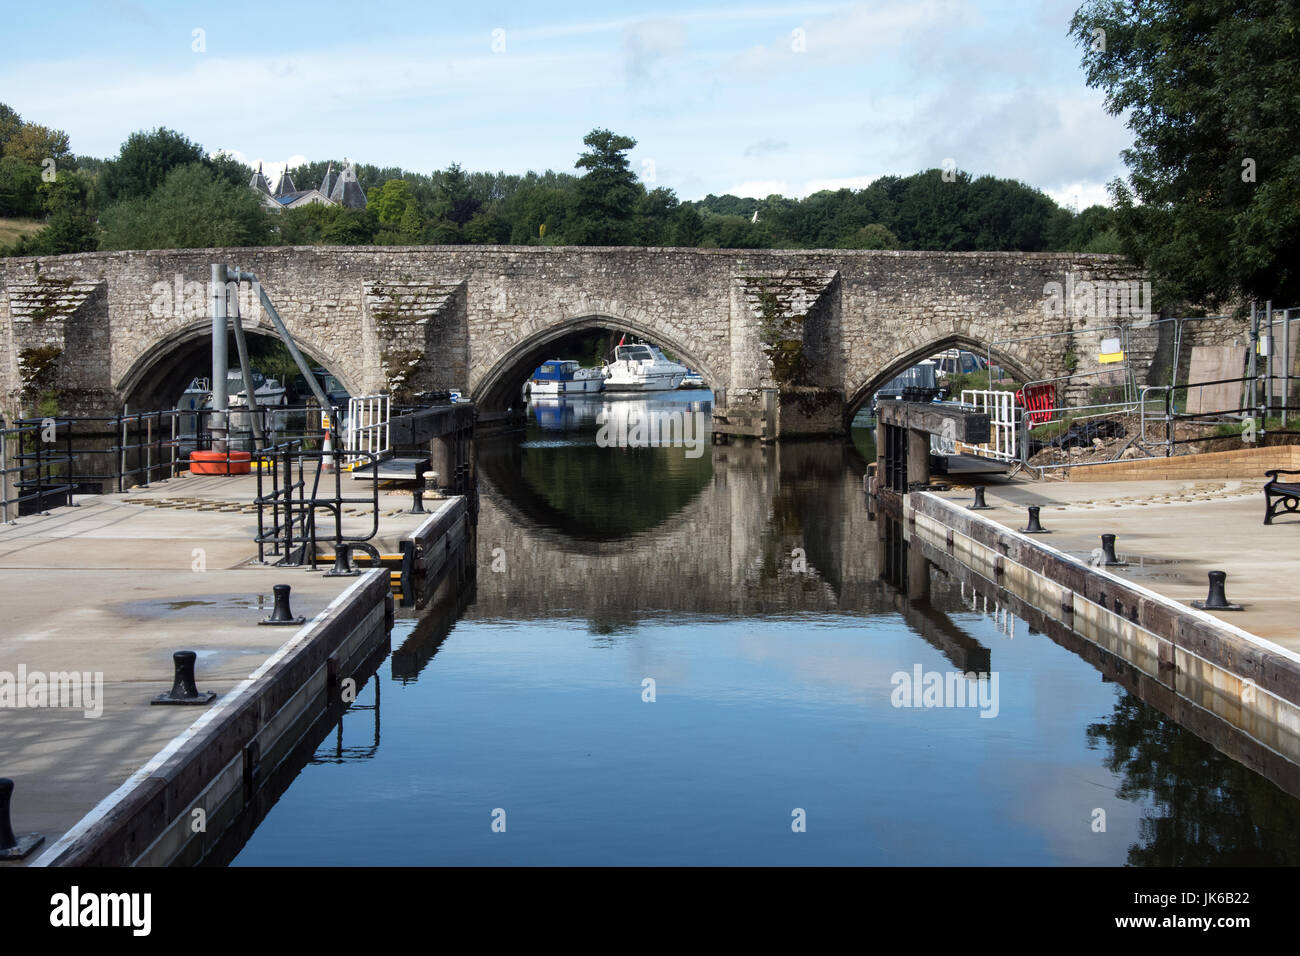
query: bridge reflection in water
231 396 1300 866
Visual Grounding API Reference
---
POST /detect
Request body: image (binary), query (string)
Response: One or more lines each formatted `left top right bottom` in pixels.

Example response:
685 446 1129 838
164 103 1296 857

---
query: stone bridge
1 245 1162 434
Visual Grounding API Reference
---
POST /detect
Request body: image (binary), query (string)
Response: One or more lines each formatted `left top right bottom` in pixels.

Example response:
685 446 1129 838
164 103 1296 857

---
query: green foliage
0 103 21 155
842 222 899 249
100 128 206 203
1 122 70 166
1071 0 1300 308
208 151 253 190
275 202 378 246
0 114 1128 259
10 171 98 255
0 157 42 217
99 163 272 250
571 129 640 245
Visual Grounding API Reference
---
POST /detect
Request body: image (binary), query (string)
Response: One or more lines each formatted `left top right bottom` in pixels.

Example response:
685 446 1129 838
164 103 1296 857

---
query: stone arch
116 318 361 410
842 332 1044 427
470 310 725 412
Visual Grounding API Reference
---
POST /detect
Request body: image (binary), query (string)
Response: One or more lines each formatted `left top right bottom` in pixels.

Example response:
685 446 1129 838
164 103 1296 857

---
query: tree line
0 118 1119 262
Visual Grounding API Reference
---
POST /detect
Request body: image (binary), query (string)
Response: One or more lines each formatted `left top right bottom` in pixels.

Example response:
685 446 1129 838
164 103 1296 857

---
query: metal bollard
969 486 993 510
1192 570 1244 611
260 584 306 626
410 487 426 515
0 778 44 859
324 545 361 578
1021 505 1050 534
424 470 444 500
1100 534 1127 567
151 650 217 705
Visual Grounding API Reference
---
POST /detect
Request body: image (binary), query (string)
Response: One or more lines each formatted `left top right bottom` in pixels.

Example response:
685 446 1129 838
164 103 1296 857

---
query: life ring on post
189 450 252 475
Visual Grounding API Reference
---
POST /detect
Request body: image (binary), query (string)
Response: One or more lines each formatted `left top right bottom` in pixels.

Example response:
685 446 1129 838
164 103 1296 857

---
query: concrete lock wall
1 245 1166 433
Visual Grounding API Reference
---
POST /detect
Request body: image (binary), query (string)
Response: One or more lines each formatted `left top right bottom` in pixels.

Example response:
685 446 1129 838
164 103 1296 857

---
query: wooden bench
1264 469 1300 524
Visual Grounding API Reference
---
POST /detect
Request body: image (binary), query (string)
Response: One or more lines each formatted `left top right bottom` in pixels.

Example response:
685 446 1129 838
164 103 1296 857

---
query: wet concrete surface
0 470 445 865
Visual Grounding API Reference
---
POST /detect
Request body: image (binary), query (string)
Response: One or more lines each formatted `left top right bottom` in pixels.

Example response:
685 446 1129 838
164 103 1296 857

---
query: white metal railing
344 395 390 466
960 389 1019 461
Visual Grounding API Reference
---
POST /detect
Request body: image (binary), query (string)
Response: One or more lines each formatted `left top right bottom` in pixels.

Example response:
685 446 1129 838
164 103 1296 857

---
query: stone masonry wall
0 245 1199 429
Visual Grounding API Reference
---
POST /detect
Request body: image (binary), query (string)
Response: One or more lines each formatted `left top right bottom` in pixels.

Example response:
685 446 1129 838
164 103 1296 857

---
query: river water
232 391 1300 865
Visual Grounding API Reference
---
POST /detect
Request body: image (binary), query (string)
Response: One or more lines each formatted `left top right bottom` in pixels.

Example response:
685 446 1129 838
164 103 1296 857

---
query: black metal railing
252 445 381 567
0 418 77 520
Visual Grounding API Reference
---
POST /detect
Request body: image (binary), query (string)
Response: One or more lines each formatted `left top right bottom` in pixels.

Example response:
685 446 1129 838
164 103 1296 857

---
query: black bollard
1100 534 1128 567
969 486 993 510
1192 570 1244 611
260 584 306 626
1021 505 1050 534
324 544 361 578
0 778 44 860
151 650 217 705
410 487 426 515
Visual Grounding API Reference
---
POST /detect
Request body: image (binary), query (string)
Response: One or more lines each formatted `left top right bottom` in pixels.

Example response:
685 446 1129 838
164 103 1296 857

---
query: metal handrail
252 445 381 566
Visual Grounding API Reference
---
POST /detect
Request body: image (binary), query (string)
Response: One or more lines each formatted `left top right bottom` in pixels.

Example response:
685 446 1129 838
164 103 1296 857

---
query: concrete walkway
0 470 441 864
931 474 1300 650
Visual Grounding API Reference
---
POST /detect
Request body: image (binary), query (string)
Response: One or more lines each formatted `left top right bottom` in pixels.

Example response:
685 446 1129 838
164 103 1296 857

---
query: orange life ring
188 450 253 475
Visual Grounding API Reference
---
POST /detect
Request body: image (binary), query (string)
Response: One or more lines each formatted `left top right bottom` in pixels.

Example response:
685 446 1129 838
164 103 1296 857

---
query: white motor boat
176 369 287 453
225 369 288 408
602 343 688 391
525 359 606 396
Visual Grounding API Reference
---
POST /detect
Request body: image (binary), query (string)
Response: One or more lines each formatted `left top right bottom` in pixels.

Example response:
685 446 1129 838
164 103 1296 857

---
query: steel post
211 264 229 454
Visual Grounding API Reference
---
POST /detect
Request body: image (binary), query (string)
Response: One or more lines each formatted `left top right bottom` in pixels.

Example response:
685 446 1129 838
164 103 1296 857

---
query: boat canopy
616 345 656 362
531 360 581 380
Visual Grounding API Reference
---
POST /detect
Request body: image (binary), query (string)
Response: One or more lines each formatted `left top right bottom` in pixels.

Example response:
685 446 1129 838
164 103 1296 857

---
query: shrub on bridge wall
18 344 62 406
757 285 810 388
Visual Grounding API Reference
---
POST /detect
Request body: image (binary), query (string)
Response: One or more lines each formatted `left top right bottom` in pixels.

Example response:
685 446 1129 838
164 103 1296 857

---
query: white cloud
217 150 311 183
1045 182 1114 210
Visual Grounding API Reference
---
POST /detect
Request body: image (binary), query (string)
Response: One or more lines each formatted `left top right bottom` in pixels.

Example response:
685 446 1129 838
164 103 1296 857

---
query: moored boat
526 359 606 396
602 343 688 391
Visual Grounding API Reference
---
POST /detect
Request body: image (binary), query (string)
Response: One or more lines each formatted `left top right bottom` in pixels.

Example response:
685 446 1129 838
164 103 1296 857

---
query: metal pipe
230 270 333 412
1266 300 1274 421
211 264 229 454
0 424 9 524
1285 308 1291 428
228 280 266 450
1248 301 1258 421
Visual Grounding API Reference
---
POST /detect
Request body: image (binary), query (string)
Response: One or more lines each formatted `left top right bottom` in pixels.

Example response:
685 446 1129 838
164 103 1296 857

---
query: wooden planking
1185 345 1247 415
877 401 991 444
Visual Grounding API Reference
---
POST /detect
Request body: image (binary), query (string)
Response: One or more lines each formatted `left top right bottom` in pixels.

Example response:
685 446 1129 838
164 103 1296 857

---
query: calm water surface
233 391 1300 865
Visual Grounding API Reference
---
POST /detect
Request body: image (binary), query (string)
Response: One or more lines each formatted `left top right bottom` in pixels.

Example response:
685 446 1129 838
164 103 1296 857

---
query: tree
841 223 899 249
100 128 205 203
0 103 21 155
1071 0 1300 308
2 122 71 167
208 151 253 190
370 179 416 228
0 156 42 217
13 171 97 254
571 129 642 245
431 162 482 226
99 163 272 250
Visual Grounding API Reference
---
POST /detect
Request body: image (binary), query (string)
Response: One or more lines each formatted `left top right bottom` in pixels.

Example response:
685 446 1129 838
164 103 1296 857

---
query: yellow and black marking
314 549 412 604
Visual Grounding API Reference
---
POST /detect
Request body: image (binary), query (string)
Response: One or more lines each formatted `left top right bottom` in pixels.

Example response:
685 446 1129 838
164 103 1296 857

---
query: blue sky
1 0 1130 207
